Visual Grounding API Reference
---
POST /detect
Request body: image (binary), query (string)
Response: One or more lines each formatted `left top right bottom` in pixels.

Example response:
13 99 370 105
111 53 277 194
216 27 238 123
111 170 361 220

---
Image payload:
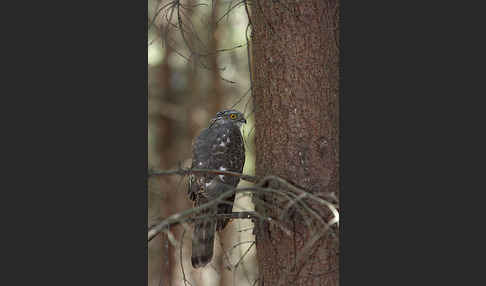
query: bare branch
148 169 339 243
148 167 259 183
148 210 257 242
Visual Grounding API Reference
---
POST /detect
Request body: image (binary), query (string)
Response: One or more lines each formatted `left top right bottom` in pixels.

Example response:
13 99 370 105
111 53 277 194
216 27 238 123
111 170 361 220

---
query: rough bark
250 0 340 285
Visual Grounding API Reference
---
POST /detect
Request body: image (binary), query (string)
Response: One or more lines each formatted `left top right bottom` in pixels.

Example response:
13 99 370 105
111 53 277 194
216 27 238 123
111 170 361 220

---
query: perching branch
148 211 257 242
147 168 339 243
147 185 293 242
148 182 271 242
148 167 259 183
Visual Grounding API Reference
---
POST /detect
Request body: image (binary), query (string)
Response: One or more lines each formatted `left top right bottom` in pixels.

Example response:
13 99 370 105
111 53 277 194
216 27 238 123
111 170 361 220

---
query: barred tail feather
191 219 216 268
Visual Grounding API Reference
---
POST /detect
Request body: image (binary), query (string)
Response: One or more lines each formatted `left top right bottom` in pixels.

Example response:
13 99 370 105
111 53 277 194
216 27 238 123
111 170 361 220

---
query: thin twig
179 229 193 286
234 241 255 269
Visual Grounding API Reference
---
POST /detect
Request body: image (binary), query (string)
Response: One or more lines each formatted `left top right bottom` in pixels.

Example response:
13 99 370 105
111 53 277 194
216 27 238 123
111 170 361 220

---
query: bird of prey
188 109 247 268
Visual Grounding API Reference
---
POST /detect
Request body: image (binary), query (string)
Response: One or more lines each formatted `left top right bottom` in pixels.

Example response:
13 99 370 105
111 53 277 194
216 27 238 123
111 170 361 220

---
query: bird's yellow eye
230 113 237 119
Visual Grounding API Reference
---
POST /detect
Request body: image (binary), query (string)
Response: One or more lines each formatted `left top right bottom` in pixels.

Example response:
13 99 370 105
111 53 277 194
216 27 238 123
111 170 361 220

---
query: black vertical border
339 1 478 285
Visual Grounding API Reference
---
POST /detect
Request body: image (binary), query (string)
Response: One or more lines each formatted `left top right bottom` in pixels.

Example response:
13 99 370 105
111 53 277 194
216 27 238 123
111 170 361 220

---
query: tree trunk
250 1 339 285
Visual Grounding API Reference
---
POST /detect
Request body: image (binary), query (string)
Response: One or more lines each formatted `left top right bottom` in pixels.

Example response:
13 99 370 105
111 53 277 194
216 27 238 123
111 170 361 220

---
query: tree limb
147 169 339 242
148 167 259 183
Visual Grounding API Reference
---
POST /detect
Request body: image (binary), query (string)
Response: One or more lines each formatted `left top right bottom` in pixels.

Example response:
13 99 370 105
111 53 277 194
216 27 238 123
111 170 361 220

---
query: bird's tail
191 217 216 268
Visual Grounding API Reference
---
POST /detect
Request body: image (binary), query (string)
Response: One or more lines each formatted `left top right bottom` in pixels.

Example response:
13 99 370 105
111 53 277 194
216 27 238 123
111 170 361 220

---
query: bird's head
210 109 247 127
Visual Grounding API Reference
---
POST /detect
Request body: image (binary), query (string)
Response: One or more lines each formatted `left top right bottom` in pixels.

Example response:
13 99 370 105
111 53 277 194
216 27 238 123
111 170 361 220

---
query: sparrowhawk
188 109 246 268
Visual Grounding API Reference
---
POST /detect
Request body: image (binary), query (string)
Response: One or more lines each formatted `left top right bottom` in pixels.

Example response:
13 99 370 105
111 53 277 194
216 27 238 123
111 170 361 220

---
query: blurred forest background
148 0 257 285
